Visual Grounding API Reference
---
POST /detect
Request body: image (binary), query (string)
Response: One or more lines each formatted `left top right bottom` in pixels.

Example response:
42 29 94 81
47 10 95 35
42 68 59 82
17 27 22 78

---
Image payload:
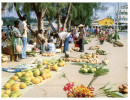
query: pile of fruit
80 53 99 59
72 47 80 52
96 49 107 55
2 67 52 98
44 58 66 71
113 41 124 47
79 64 96 74
118 84 128 94
63 57 99 64
84 37 91 44
42 52 55 57
26 51 37 57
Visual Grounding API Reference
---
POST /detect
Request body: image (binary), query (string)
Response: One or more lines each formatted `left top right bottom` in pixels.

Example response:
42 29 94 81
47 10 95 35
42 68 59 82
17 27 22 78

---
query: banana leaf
106 91 127 98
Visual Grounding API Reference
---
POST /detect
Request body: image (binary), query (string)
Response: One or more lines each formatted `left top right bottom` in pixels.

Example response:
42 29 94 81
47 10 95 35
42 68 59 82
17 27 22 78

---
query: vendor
57 31 71 53
12 20 23 61
47 39 56 53
36 29 44 49
78 24 86 52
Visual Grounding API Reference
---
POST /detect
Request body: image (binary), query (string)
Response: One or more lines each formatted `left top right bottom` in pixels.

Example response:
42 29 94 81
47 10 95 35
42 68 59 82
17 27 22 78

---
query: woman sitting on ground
47 39 56 53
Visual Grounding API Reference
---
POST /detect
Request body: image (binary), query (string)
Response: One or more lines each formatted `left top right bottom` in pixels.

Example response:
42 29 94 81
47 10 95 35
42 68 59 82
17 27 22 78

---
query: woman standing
12 20 23 61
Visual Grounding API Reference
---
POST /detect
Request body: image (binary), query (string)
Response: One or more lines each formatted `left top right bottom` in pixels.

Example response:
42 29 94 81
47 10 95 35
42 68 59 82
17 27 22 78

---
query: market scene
1 2 128 98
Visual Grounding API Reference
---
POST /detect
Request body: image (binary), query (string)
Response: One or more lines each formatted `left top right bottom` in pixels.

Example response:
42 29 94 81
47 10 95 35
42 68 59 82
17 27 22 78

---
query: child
41 39 46 54
47 39 56 53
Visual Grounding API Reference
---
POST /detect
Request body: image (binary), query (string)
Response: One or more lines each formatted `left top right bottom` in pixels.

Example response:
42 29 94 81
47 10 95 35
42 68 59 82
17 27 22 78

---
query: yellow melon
15 72 22 78
41 74 48 80
4 83 11 90
23 72 30 77
20 83 27 89
37 76 43 82
31 78 40 84
1 91 4 95
33 70 40 77
11 84 19 91
2 94 9 98
11 76 19 81
4 90 11 95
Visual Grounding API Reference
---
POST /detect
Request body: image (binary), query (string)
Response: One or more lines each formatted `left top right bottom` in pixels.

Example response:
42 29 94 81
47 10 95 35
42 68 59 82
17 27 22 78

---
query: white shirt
58 32 70 40
19 21 27 37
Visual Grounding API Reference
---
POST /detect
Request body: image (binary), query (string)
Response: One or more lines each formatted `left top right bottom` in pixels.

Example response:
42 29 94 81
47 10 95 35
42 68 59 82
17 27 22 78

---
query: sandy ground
1 35 127 98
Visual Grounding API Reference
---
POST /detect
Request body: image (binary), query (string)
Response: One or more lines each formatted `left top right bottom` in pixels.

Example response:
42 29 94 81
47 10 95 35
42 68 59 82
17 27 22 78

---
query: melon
4 90 11 95
20 83 27 89
20 77 31 82
33 70 40 77
37 76 43 82
53 64 59 71
43 60 48 65
11 76 19 81
7 80 15 85
11 85 19 91
4 83 11 90
37 63 43 69
15 72 22 78
23 72 30 77
41 74 48 80
2 94 9 98
1 91 4 95
31 78 40 84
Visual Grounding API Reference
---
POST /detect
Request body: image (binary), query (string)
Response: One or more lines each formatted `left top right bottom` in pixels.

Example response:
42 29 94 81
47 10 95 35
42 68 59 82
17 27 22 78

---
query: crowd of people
2 14 116 62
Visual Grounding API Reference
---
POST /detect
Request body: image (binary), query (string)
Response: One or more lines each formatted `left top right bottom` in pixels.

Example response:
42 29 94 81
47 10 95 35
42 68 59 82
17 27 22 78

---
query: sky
2 2 128 20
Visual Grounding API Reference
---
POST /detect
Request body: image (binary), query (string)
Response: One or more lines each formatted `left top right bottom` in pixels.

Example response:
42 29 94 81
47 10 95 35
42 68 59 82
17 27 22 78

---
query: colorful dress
12 27 23 54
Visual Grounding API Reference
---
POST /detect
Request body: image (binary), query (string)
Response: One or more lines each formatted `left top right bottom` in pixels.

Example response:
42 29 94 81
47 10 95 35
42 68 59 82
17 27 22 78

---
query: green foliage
94 67 109 77
98 82 127 98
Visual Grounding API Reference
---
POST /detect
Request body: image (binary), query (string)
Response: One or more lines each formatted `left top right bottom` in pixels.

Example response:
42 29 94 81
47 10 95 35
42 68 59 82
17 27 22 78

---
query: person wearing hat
78 24 86 52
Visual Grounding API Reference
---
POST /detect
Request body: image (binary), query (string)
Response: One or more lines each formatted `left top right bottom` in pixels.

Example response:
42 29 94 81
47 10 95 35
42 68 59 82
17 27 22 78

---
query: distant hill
2 17 37 26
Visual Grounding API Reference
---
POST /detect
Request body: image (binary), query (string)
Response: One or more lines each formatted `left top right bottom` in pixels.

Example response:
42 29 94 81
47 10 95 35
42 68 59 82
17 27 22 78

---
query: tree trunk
67 16 71 31
1 3 8 14
14 3 36 34
63 3 72 32
46 15 57 33
57 4 61 33
37 12 44 32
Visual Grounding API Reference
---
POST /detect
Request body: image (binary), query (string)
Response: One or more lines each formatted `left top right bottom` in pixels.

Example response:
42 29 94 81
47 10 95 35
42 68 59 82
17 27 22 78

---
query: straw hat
78 24 84 28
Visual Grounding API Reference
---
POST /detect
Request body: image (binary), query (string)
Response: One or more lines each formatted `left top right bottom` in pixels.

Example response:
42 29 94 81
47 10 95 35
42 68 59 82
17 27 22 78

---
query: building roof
92 17 114 23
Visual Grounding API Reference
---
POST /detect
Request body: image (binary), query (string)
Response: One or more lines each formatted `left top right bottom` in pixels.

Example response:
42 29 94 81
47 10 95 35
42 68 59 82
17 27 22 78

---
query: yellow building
92 17 114 26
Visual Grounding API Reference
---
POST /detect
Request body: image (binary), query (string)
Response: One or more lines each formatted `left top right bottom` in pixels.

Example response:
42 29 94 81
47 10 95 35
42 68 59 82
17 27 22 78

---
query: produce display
84 37 91 44
118 84 128 94
63 57 99 64
96 49 107 55
80 53 99 59
79 64 96 74
88 45 100 50
42 52 55 57
113 41 124 47
44 58 66 71
26 51 37 57
72 47 80 51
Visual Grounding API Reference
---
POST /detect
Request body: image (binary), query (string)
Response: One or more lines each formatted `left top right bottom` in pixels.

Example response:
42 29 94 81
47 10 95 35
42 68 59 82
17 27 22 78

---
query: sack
16 45 22 53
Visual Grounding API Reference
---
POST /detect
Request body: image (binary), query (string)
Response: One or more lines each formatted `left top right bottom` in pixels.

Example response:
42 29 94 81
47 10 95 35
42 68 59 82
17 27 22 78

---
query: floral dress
12 27 23 54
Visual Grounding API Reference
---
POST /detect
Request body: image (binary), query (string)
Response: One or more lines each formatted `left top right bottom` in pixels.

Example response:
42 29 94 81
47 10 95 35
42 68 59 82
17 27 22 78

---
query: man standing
78 24 86 52
19 15 28 59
